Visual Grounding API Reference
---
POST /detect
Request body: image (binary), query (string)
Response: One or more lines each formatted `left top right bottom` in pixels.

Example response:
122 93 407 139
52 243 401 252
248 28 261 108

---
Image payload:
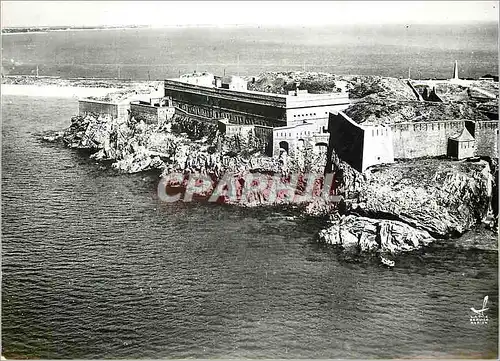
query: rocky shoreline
41 72 498 266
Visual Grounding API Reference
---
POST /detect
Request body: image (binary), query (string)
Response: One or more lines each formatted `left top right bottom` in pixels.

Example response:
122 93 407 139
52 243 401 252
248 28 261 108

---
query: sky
1 1 499 28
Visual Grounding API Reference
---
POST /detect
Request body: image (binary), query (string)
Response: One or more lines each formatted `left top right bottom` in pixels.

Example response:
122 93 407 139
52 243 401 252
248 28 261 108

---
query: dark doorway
279 141 289 154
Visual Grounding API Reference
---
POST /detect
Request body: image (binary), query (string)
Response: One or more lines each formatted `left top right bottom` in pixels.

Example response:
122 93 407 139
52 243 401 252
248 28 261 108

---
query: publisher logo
470 296 489 325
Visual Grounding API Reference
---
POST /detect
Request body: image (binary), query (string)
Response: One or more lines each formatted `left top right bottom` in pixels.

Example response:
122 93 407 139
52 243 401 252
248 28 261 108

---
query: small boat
380 256 395 267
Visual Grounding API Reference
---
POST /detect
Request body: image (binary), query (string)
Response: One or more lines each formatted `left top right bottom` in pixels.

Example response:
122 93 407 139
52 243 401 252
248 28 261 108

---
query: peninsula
12 63 498 265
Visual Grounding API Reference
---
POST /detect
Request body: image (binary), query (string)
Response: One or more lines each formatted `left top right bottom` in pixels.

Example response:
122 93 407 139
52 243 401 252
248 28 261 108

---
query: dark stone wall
327 112 364 172
130 104 158 125
79 101 118 118
164 80 287 127
165 88 286 126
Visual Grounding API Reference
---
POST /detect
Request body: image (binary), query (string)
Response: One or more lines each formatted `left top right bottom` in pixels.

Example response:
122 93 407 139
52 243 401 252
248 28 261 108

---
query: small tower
295 82 300 96
453 60 459 80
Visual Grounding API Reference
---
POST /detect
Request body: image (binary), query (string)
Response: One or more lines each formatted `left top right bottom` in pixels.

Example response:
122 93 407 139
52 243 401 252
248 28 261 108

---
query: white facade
179 72 215 87
362 124 395 171
284 92 350 128
272 121 328 157
270 91 351 157
224 76 248 91
270 90 351 157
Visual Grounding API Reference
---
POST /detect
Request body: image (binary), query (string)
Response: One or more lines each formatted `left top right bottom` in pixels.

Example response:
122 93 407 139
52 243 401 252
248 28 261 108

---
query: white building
328 111 395 172
217 75 248 91
272 121 330 157
272 90 351 157
179 71 215 87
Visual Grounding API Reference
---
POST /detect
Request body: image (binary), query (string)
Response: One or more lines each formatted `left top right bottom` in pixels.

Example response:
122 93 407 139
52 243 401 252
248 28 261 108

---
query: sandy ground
1 84 119 98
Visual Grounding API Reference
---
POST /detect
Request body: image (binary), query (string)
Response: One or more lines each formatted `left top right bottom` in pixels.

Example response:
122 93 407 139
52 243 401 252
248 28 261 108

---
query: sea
1 25 499 359
1 24 498 79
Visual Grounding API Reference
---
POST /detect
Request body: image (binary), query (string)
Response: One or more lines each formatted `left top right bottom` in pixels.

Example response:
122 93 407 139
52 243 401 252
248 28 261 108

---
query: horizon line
3 20 499 29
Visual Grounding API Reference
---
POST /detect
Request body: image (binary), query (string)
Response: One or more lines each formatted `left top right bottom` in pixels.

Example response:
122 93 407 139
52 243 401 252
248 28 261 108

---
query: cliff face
316 155 497 264
354 159 494 236
46 111 333 209
318 215 434 258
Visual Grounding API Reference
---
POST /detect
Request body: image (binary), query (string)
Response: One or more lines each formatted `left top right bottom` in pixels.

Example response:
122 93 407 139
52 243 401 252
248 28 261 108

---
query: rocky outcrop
354 159 494 237
344 99 489 125
48 112 189 173
318 215 434 259
248 71 340 94
48 110 331 210
345 75 417 100
247 71 418 100
315 153 497 265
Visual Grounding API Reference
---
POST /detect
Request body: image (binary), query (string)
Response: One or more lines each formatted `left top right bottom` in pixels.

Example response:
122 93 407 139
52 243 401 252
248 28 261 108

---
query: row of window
394 122 462 132
477 123 498 129
460 141 475 149
293 113 317 118
292 111 332 119
179 104 280 127
277 130 314 138
371 128 389 137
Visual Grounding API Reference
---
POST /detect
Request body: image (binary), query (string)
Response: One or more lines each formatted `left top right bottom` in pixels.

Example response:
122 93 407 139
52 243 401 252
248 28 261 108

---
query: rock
353 159 493 237
41 131 64 142
344 99 489 125
340 228 359 250
318 223 341 246
346 75 417 100
359 232 378 252
318 215 434 264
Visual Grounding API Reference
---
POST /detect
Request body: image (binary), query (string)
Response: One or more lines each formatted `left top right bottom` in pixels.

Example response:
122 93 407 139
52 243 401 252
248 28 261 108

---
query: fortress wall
78 100 130 121
79 100 119 119
165 80 288 127
165 80 287 108
131 104 155 124
475 121 498 158
130 103 170 125
173 100 286 127
391 120 465 159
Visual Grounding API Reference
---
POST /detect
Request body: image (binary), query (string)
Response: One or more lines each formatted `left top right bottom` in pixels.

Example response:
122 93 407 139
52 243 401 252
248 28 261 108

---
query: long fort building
164 74 351 129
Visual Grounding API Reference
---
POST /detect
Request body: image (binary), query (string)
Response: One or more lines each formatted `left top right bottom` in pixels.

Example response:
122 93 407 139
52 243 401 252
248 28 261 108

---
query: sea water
1 95 498 358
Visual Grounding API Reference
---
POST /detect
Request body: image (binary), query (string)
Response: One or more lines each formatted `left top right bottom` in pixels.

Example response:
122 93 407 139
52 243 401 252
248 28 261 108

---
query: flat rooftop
165 77 348 100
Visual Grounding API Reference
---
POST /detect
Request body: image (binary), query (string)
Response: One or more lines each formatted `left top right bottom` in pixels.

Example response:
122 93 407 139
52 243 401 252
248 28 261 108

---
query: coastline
1 77 161 99
1 84 119 98
1 26 149 36
5 72 498 261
